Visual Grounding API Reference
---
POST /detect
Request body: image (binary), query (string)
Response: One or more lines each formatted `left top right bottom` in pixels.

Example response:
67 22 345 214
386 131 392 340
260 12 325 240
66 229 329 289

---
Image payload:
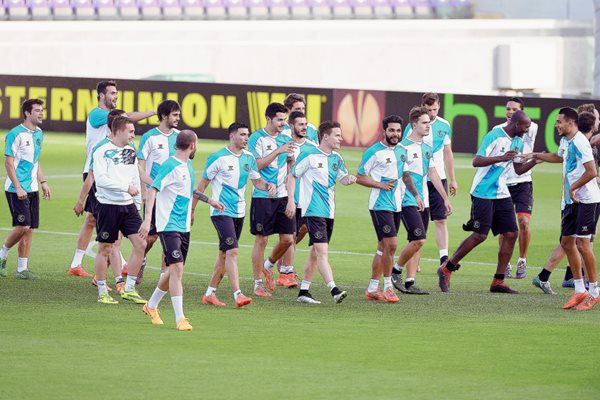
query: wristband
40 181 47 184
193 190 209 203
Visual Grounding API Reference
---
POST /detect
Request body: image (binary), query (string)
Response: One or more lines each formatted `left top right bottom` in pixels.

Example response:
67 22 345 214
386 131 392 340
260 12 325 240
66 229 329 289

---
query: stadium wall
0 74 596 154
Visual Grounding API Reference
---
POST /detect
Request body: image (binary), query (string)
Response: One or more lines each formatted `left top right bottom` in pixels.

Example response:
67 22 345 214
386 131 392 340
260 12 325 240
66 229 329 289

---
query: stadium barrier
0 74 595 153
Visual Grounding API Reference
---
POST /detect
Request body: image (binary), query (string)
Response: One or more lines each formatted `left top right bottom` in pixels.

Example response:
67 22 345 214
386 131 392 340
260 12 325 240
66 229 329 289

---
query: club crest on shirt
332 163 339 172
438 130 444 138
425 152 432 160
36 139 41 146
400 154 407 162
243 163 250 172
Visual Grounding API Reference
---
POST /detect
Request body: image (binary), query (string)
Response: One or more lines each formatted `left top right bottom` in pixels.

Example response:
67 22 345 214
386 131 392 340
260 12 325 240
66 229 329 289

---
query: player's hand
191 210 195 226
16 187 27 200
449 179 458 196
41 182 51 200
379 179 396 191
520 153 535 161
138 220 151 240
501 150 518 161
569 187 579 203
266 183 277 197
208 198 225 213
128 185 139 196
277 141 295 155
73 200 84 217
347 175 357 185
444 200 453 216
285 199 296 219
416 196 425 212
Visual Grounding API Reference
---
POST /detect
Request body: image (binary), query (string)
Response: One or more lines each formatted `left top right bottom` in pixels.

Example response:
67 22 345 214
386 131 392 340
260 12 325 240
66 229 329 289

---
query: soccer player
0 99 51 280
197 123 275 308
403 93 457 267
277 110 317 288
282 93 320 144
248 102 296 297
92 116 147 305
286 121 357 304
67 80 154 278
493 98 539 279
140 130 201 331
356 114 422 302
394 107 453 294
437 110 534 294
525 108 600 310
137 100 182 284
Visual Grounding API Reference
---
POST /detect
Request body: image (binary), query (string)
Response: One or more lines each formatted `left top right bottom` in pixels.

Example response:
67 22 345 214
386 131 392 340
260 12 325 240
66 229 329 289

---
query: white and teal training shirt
282 122 320 144
83 107 111 173
248 128 293 199
469 127 524 200
4 124 43 193
557 132 600 209
400 136 434 208
357 141 408 212
151 156 195 233
137 127 180 184
494 121 538 185
291 139 318 205
202 147 261 218
404 116 451 180
292 146 349 219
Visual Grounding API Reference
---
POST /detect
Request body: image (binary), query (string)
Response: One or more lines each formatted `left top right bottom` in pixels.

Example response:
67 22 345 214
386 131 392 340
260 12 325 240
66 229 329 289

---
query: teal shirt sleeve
89 108 109 129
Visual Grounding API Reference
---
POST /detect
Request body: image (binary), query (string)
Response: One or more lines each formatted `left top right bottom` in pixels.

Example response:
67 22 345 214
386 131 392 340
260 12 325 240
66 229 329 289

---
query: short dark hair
382 115 403 131
175 130 197 150
421 93 440 106
284 93 306 110
578 111 596 133
288 111 306 124
318 120 341 142
265 103 288 119
111 115 134 133
96 80 117 99
107 109 126 132
157 100 181 122
558 107 579 124
228 122 249 134
577 103 596 114
409 106 429 125
507 97 524 109
21 98 44 119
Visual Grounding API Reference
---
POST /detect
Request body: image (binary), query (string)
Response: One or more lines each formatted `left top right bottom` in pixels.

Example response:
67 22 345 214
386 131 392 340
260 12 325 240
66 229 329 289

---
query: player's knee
383 238 397 253
226 248 239 258
576 239 591 254
280 234 294 247
472 232 488 243
255 235 268 248
98 243 113 257
518 217 530 229
412 239 425 249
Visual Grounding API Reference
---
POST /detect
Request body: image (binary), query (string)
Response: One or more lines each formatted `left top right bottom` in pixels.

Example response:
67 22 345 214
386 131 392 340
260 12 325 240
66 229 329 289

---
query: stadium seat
351 0 373 19
390 0 412 18
116 0 140 18
451 0 472 18
246 0 267 19
139 0 161 18
411 0 432 18
372 0 391 18
330 0 351 19
205 0 226 19
226 0 247 19
28 0 51 18
6 0 29 19
160 0 181 18
95 0 117 18
269 0 288 19
0 0 6 20
288 0 310 19
51 0 73 18
181 0 204 18
73 0 96 18
308 0 331 19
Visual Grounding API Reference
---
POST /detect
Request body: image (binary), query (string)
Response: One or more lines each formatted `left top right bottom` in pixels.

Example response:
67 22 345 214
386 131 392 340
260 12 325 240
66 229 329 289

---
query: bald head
176 130 197 150
507 110 531 138
510 110 530 125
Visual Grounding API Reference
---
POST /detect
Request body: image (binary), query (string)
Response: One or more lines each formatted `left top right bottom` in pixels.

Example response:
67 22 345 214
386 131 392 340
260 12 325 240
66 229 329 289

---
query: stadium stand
0 0 474 20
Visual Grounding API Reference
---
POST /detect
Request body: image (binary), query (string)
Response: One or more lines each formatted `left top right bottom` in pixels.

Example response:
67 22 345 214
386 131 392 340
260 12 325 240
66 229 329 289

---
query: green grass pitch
0 132 598 400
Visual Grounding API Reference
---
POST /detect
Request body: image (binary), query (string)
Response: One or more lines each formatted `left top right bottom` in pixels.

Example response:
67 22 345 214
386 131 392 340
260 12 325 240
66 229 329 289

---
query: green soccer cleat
121 290 147 304
0 257 7 277
15 269 38 280
98 292 119 304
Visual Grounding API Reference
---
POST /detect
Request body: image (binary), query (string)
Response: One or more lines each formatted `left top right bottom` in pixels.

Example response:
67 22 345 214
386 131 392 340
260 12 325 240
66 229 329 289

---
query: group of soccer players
1 81 600 332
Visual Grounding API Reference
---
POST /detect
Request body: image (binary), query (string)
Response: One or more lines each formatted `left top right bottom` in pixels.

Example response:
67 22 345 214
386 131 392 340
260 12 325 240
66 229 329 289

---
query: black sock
494 274 504 281
330 287 341 296
538 268 552 282
405 280 415 289
564 266 573 281
298 289 309 297
392 266 402 274
440 255 448 265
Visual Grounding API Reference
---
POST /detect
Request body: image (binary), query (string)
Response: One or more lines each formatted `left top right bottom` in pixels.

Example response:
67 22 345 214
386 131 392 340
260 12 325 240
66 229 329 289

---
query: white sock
393 263 403 273
326 280 336 291
254 279 263 289
280 265 294 274
383 277 392 290
233 290 242 300
589 282 599 297
264 259 274 270
125 275 137 292
17 257 28 272
367 279 379 292
120 252 127 266
406 277 415 283
97 280 108 296
70 249 86 268
205 286 216 297
439 249 448 258
300 280 311 291
171 296 184 322
375 250 383 256
574 278 586 294
518 257 526 265
0 244 10 259
115 275 124 284
148 288 167 309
